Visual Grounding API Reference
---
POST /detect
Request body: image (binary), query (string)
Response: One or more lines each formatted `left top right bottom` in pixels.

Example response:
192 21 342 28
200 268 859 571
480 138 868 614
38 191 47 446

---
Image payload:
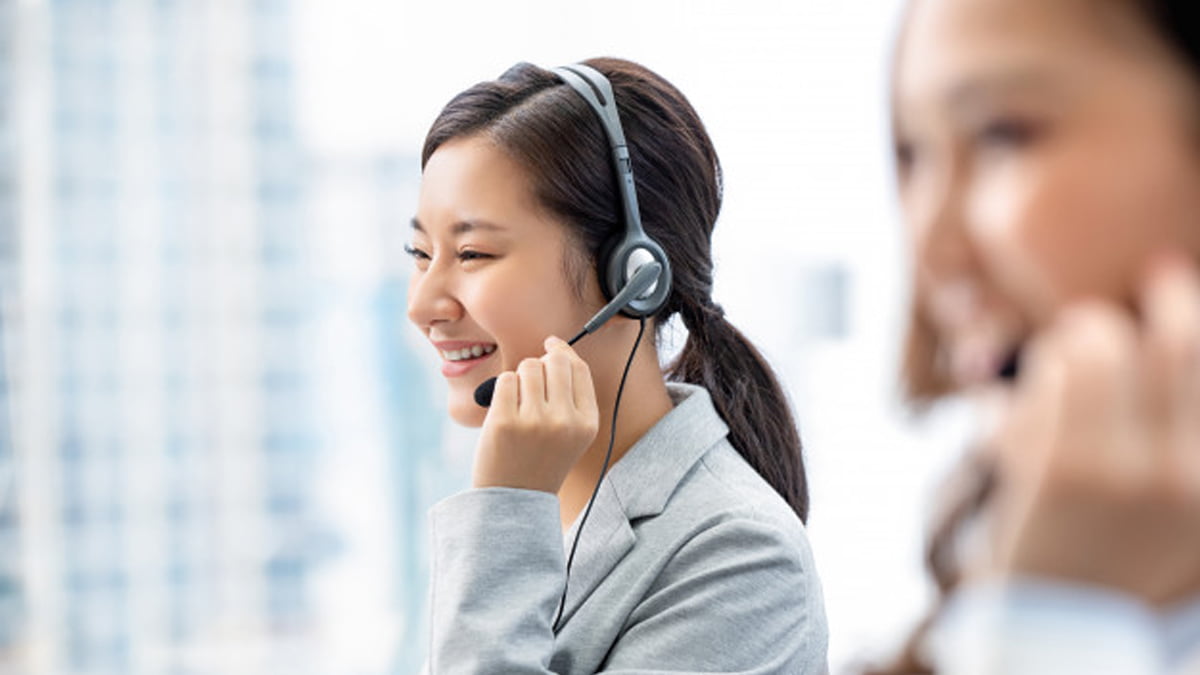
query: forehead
895 0 1138 108
416 134 560 239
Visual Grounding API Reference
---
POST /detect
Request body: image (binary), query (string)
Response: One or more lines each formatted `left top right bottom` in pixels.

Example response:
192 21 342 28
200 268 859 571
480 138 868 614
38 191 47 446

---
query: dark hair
421 57 809 522
878 1 1200 672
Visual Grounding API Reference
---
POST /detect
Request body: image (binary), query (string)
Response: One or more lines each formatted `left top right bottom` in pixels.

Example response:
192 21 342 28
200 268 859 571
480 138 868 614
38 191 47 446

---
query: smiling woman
407 139 600 426
405 58 828 673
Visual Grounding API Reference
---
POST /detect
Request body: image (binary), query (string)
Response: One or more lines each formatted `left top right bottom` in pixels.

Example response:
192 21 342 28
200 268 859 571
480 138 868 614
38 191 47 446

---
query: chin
447 390 487 428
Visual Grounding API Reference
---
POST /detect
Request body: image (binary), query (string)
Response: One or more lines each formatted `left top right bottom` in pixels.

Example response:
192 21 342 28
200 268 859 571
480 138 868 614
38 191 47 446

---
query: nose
908 163 979 287
406 263 463 330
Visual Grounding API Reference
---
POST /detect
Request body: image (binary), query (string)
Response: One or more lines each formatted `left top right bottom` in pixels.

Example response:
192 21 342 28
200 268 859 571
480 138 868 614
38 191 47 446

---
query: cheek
462 263 591 367
967 142 1200 326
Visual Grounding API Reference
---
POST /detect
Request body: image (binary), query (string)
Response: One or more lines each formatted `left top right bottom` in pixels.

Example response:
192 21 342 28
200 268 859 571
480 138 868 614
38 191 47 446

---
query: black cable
552 316 647 633
565 327 588 348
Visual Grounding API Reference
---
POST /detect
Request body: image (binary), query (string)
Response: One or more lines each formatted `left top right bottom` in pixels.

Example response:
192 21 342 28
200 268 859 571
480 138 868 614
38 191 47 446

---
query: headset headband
551 64 647 240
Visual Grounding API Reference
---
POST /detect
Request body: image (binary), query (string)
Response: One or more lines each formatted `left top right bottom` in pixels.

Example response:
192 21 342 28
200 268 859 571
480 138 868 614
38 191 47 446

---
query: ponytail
668 297 810 523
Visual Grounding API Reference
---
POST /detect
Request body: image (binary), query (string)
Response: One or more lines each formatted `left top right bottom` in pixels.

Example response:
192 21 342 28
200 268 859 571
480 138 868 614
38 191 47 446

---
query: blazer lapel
556 479 636 625
554 384 730 625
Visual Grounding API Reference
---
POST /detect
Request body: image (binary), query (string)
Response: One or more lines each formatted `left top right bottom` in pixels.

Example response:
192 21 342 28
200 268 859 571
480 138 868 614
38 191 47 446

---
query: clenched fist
472 336 601 494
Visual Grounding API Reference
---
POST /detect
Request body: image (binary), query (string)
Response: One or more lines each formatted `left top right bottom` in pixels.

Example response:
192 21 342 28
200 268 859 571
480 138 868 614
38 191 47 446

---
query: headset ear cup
605 237 672 319
629 238 672 317
597 234 624 304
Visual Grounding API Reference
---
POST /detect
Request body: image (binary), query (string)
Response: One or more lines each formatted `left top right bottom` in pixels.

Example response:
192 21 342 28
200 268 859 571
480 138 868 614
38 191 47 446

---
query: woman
406 58 827 673
878 0 1200 671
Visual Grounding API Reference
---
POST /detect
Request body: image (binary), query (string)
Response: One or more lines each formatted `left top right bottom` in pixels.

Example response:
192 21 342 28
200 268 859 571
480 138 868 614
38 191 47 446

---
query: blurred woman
878 0 1200 671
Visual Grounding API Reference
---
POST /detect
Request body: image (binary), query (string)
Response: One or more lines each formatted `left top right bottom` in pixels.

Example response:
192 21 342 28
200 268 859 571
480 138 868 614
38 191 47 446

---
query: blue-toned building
5 0 329 672
0 0 21 653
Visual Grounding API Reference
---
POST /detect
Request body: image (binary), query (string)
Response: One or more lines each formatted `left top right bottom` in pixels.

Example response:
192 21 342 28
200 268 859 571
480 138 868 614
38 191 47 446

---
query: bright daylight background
0 0 975 673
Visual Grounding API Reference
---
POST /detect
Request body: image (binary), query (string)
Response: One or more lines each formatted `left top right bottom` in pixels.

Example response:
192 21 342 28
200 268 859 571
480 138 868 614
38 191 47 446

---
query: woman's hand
983 255 1200 607
472 336 600 494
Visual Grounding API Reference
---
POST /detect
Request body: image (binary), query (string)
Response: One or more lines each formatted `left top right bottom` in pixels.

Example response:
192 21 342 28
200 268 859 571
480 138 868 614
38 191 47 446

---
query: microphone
473 261 662 407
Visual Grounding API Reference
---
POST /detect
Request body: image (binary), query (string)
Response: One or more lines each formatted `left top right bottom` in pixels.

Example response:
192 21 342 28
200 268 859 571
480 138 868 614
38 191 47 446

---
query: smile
441 344 497 362
432 341 499 379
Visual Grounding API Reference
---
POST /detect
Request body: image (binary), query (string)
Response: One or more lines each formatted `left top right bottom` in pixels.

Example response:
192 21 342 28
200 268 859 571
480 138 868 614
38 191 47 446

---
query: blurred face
894 0 1200 390
407 134 602 426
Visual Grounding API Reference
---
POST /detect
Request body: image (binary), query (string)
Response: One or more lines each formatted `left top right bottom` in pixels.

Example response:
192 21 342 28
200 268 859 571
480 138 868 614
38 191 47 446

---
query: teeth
441 344 495 362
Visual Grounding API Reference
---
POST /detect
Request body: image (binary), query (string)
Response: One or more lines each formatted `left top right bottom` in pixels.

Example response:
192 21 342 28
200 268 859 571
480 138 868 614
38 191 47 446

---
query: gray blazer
425 383 828 674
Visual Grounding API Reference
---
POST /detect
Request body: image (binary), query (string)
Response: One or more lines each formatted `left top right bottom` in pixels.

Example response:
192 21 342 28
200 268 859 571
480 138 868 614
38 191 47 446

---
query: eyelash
403 243 430 261
976 117 1042 149
402 244 493 263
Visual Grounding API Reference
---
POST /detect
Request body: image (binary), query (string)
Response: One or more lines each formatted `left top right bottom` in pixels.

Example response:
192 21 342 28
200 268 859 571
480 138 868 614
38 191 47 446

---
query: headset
473 63 672 407
471 63 673 634
552 63 673 319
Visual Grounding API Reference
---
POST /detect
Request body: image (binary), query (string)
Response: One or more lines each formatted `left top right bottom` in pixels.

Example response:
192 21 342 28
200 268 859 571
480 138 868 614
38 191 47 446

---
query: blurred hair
421 58 810 521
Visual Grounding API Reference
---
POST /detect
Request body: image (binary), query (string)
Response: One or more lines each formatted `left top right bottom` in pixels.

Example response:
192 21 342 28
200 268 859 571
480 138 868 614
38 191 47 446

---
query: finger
1140 258 1200 435
517 358 546 412
1040 302 1142 476
998 327 1066 478
1139 255 1200 485
545 336 597 413
571 355 598 415
542 337 574 409
489 371 519 420
995 309 1117 483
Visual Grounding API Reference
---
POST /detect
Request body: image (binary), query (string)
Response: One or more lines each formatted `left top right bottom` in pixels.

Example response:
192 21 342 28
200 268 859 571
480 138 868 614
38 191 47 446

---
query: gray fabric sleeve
427 487 565 674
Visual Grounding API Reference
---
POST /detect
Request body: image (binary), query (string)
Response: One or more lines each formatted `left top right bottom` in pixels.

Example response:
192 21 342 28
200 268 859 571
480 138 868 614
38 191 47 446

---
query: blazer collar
604 383 730 520
557 383 730 624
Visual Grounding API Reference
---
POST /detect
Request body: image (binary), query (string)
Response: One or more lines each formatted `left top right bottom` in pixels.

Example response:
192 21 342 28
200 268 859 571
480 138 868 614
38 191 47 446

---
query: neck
558 320 673 530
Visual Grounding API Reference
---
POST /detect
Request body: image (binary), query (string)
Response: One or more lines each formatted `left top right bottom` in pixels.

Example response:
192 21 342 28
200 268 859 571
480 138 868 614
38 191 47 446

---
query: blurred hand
982 255 1200 607
472 336 600 494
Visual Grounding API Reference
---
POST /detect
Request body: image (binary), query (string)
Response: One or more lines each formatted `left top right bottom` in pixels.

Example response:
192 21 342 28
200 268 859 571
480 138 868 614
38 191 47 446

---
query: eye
457 249 494 262
403 243 431 268
976 116 1042 150
894 138 917 178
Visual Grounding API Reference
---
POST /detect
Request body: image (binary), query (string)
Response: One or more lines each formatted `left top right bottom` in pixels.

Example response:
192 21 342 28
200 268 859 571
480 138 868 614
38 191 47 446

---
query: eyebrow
944 66 1068 111
410 217 507 236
